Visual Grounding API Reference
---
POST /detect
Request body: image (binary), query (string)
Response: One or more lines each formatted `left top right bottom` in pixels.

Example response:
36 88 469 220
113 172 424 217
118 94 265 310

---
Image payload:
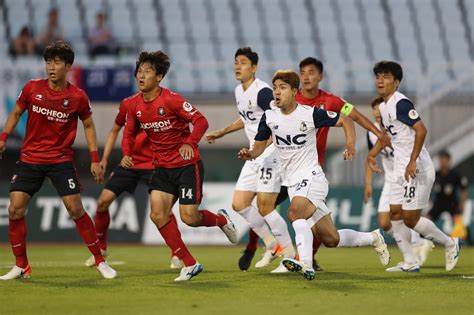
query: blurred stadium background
0 0 473 245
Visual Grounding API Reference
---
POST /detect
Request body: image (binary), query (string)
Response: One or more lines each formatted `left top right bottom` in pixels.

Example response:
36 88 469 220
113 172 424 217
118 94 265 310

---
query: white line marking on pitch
0 261 126 268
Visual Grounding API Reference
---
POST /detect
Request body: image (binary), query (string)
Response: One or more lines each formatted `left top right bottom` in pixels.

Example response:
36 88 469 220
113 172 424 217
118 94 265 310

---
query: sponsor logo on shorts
11 174 17 184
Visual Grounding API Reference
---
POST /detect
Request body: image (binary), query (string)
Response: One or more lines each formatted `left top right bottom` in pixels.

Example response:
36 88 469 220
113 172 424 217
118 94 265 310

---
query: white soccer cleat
170 255 184 269
217 209 238 244
85 249 108 267
413 240 435 266
255 248 279 268
97 261 117 279
445 237 462 272
372 229 390 266
0 264 32 280
282 258 315 280
174 262 203 282
385 262 420 272
270 262 289 273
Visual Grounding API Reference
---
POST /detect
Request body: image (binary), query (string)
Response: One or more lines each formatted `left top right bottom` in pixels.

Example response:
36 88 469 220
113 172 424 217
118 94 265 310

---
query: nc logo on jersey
275 134 307 146
158 107 165 116
183 102 193 112
62 99 69 108
326 111 337 118
408 109 419 120
300 122 308 132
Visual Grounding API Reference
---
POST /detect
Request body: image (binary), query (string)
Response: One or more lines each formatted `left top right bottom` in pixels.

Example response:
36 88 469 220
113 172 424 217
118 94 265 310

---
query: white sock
337 229 374 247
239 205 276 248
292 219 313 265
410 230 424 247
413 217 454 248
263 210 292 249
391 220 417 265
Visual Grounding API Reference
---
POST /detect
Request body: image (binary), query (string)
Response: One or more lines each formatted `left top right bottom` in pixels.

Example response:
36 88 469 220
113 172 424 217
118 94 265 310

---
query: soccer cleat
170 255 184 269
270 262 289 273
85 249 108 267
238 249 256 271
312 260 324 272
255 248 279 268
271 243 285 257
174 262 203 282
282 258 315 280
385 262 420 272
445 237 462 272
413 240 434 266
97 261 117 279
372 229 390 266
217 209 238 244
0 264 32 280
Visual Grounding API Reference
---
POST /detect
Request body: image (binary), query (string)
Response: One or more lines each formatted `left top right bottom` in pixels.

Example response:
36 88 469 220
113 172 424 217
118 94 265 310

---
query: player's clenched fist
91 162 104 183
238 148 252 160
121 155 134 168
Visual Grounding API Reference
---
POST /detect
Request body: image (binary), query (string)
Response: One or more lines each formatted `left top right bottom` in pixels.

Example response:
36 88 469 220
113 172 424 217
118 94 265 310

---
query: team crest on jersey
408 109 419 120
183 102 193 112
300 122 308 132
273 124 279 130
247 100 252 110
137 110 142 117
326 110 337 118
62 99 69 108
158 107 165 116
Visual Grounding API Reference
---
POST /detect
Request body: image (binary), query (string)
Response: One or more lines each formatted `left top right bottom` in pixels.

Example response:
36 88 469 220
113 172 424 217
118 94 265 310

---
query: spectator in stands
88 12 116 58
9 26 36 57
428 150 469 239
37 8 64 53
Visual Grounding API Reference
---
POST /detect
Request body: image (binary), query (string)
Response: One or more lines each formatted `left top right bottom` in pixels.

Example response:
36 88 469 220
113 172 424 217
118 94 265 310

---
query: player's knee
149 211 165 225
323 233 340 248
232 202 248 212
403 217 417 229
96 198 112 212
7 204 26 219
287 207 303 222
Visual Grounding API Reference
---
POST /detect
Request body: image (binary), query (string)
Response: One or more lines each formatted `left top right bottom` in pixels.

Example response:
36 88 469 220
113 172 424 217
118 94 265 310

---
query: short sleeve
254 113 272 141
78 92 92 121
114 101 127 126
396 99 420 126
256 87 273 111
17 81 33 110
327 94 346 112
312 107 340 128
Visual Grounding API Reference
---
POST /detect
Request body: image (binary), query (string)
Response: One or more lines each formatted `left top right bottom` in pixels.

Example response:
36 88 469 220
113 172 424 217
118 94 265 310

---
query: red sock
9 218 28 268
246 229 259 252
169 214 178 257
75 213 105 266
312 237 322 257
199 210 226 227
94 210 110 250
159 219 196 266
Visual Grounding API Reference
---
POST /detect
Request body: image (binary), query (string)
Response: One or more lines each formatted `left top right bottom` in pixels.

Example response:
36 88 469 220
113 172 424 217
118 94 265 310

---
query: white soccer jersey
235 78 273 147
378 91 433 173
367 122 395 183
255 104 340 186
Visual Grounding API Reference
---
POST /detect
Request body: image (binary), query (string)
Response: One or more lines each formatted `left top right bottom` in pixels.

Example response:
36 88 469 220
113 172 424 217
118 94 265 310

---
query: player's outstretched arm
405 120 427 181
206 117 244 144
344 105 391 148
238 140 266 160
100 123 122 171
366 140 383 174
364 159 374 203
0 105 25 157
335 115 356 160
82 116 104 184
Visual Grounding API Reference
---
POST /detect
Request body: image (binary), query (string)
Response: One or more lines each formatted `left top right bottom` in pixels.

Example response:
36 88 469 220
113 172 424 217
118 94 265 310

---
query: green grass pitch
0 244 473 315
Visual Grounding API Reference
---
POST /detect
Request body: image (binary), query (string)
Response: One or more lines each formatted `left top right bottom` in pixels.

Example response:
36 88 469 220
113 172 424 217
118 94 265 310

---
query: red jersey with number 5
16 79 92 164
122 88 209 168
296 89 345 167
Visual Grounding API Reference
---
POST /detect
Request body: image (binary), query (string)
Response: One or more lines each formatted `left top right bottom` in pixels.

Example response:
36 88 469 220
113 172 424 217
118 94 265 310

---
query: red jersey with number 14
116 95 153 169
16 79 92 164
122 88 209 168
296 89 345 167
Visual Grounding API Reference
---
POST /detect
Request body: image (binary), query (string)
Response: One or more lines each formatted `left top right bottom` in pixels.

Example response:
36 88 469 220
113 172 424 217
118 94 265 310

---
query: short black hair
439 149 451 160
373 60 403 82
135 51 170 77
235 47 258 65
299 57 323 73
43 40 74 65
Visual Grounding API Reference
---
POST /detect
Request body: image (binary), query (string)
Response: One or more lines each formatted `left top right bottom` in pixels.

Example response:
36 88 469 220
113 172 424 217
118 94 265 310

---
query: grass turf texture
0 244 473 315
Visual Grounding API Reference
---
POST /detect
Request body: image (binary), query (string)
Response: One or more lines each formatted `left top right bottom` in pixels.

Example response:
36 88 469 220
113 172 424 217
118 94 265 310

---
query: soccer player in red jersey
83 94 183 269
295 57 391 271
0 41 117 280
121 51 238 281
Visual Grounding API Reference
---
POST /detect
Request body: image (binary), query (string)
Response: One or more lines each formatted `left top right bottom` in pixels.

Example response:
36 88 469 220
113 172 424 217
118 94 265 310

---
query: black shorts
428 204 461 221
10 160 82 197
104 166 153 196
149 160 204 205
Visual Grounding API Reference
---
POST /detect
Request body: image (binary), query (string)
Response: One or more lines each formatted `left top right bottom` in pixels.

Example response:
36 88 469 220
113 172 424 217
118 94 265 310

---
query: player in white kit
364 96 434 267
206 48 295 273
239 70 390 280
367 61 461 272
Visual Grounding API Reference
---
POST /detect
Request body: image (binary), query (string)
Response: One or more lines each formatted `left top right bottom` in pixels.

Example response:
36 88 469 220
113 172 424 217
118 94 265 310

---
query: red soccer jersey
116 96 153 170
16 79 92 164
296 89 345 167
122 88 209 168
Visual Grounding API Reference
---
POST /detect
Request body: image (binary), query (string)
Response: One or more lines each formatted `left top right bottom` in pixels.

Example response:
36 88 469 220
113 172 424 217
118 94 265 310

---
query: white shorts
377 182 391 213
389 166 435 210
287 171 331 226
235 148 282 193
